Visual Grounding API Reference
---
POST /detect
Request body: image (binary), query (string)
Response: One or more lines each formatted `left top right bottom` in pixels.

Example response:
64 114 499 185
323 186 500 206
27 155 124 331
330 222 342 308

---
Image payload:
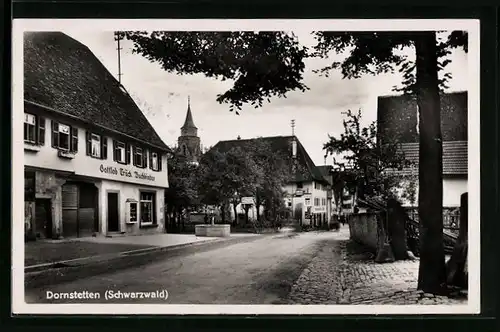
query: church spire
182 96 197 129
181 95 198 136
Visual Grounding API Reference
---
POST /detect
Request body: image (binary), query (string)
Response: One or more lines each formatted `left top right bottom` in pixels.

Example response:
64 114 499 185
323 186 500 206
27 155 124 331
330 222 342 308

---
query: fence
407 207 460 234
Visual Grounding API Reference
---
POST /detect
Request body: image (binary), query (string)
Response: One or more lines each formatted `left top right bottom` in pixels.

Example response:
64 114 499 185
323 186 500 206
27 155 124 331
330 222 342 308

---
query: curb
25 234 265 290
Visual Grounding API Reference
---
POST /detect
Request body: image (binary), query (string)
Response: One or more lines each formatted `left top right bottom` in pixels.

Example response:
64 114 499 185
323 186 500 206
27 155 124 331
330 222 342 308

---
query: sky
62 30 468 166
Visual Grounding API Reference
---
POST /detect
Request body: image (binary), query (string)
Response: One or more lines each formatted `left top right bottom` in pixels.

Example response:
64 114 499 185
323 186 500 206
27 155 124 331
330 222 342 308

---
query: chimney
292 139 297 158
237 135 241 140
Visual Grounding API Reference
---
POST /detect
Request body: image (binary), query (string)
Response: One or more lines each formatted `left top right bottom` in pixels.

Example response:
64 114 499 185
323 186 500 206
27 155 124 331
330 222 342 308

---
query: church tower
178 96 201 164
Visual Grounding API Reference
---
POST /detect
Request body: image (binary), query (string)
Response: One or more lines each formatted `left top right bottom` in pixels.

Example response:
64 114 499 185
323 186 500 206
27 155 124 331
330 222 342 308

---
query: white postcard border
12 18 481 315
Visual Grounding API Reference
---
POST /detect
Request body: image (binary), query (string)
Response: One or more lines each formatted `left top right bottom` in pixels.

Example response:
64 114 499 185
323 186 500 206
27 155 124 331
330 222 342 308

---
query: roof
377 91 468 144
24 32 169 152
316 165 334 186
389 141 468 176
182 97 197 130
209 136 329 184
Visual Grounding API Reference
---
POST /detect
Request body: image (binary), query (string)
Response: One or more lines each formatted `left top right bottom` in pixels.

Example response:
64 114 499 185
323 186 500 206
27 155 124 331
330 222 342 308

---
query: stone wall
347 213 380 252
35 170 66 238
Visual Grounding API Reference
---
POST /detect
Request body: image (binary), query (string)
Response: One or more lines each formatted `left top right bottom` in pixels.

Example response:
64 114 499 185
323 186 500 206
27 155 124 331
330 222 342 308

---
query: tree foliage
197 138 304 224
116 31 309 113
324 110 416 201
312 31 468 94
244 138 298 222
164 151 200 227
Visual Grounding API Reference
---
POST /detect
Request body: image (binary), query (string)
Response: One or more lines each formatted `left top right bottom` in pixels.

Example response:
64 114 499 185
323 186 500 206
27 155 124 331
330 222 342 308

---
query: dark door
35 199 52 239
107 192 119 232
78 183 98 237
62 184 78 238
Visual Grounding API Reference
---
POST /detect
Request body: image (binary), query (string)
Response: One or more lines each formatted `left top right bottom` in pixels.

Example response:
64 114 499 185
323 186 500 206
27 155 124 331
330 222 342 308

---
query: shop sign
99 164 155 181
241 197 255 205
314 206 326 213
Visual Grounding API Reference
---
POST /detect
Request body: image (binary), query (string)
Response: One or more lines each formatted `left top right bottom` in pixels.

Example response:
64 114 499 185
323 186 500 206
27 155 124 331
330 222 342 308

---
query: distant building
377 91 468 209
177 97 201 165
209 135 331 226
23 32 170 240
315 165 335 222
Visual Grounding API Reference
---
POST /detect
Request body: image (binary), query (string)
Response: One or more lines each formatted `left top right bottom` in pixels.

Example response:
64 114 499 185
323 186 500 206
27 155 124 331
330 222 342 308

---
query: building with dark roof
209 136 332 226
377 91 468 208
23 32 170 240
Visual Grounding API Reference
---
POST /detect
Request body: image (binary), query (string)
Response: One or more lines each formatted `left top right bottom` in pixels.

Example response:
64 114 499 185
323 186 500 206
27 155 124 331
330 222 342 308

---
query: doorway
35 198 52 239
107 192 119 232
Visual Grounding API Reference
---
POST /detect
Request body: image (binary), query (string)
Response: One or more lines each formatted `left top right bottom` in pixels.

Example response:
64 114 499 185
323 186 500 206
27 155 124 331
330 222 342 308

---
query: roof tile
24 32 169 151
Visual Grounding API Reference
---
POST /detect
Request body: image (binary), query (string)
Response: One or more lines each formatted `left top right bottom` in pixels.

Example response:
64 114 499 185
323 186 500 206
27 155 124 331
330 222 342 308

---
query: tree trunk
244 205 250 224
172 208 178 232
415 31 446 294
220 203 226 224
232 200 238 227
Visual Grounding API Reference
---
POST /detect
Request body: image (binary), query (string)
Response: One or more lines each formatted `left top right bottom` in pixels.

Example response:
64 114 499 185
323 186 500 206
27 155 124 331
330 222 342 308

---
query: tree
164 152 199 231
314 31 468 293
225 147 262 226
325 110 419 260
324 109 415 201
243 138 299 224
116 31 309 113
197 147 261 224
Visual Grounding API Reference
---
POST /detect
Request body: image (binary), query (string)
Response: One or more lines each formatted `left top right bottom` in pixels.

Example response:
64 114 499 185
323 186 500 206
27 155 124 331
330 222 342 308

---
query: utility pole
291 119 295 136
114 32 123 83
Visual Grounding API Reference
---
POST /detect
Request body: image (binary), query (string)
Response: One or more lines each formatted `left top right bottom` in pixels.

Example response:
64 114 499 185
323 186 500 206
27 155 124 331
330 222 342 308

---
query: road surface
26 231 343 304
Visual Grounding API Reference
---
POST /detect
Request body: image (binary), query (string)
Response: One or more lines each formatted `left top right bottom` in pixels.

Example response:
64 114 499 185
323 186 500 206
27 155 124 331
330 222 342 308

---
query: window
140 192 156 225
135 147 143 167
24 113 36 143
133 146 147 168
58 124 70 150
129 202 137 222
91 134 101 158
305 198 311 206
52 121 77 152
314 198 319 206
85 132 107 159
113 141 129 164
297 182 303 189
149 151 162 172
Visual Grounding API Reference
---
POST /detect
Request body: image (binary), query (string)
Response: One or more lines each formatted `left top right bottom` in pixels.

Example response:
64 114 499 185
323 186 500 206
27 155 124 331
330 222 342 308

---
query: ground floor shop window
140 191 156 225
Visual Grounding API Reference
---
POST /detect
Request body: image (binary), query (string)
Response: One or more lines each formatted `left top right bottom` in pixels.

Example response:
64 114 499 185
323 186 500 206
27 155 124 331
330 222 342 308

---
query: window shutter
158 154 162 171
125 143 131 164
85 131 91 155
113 140 117 161
142 148 148 168
132 146 137 166
101 136 108 160
70 127 78 152
37 116 46 145
51 121 59 148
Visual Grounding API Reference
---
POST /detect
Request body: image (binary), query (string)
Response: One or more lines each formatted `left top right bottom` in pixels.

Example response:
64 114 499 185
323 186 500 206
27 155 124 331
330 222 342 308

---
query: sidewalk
288 227 468 305
25 233 257 269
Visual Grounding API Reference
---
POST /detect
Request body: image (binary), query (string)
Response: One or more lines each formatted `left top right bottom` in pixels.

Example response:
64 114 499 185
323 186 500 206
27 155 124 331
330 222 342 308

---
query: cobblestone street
288 227 468 305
